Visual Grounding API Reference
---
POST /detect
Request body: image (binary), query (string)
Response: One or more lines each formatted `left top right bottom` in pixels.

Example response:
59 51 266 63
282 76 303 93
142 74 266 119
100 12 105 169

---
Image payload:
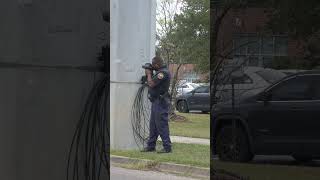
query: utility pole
211 1 220 177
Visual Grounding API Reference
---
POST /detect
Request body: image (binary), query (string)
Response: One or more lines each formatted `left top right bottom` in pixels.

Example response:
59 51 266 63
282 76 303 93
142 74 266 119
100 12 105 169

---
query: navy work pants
147 98 171 150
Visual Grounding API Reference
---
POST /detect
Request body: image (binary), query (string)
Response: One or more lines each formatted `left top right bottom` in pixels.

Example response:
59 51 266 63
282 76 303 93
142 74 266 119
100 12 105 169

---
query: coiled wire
131 84 152 149
67 74 109 180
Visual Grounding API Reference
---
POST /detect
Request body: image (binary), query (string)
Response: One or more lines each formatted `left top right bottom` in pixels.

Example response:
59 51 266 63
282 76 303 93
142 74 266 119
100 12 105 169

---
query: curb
111 155 210 179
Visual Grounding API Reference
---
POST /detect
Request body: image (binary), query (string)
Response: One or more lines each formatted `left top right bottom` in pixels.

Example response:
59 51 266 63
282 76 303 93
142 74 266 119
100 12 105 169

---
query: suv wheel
292 154 313 162
216 126 253 162
177 101 189 113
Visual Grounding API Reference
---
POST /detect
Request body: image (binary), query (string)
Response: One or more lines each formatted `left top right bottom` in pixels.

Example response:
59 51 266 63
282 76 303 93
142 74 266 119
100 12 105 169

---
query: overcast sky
156 0 183 44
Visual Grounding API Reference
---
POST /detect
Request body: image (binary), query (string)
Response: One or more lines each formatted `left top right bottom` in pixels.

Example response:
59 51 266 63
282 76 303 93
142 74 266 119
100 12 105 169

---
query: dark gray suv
212 71 320 162
176 85 210 113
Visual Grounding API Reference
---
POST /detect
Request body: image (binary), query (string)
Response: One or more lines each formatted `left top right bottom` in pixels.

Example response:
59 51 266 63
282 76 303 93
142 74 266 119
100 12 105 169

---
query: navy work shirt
148 65 171 101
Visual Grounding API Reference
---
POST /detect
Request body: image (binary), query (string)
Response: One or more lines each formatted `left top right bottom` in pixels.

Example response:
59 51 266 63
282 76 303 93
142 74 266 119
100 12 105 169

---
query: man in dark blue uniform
142 56 172 153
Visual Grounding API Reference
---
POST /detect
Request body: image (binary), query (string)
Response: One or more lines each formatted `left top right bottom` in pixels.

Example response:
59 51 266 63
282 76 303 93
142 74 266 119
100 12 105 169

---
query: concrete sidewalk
111 155 210 180
169 136 210 145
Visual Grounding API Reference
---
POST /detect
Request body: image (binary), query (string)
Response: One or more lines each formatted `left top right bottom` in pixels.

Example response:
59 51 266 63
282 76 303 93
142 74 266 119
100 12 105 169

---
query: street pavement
111 165 199 180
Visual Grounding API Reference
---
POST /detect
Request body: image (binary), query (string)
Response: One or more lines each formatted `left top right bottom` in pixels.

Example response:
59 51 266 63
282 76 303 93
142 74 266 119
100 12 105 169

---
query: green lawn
169 112 210 139
111 143 210 168
213 160 320 180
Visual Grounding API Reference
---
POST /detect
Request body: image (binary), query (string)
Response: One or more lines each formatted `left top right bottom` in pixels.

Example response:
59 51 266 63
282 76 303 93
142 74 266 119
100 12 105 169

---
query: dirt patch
169 114 188 122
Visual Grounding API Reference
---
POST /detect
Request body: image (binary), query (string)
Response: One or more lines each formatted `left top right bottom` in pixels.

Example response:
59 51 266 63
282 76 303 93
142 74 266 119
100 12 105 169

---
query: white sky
156 0 183 44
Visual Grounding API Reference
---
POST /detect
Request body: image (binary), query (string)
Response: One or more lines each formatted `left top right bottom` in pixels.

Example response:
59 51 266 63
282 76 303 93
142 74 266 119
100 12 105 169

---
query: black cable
67 9 110 180
0 61 103 72
66 74 109 180
131 83 152 149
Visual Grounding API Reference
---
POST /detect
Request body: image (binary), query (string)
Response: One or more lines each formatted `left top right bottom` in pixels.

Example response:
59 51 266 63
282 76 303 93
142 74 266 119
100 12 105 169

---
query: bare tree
156 0 187 121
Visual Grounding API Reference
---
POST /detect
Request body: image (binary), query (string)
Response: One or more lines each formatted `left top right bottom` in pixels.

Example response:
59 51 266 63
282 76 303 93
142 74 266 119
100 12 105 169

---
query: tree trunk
169 64 186 121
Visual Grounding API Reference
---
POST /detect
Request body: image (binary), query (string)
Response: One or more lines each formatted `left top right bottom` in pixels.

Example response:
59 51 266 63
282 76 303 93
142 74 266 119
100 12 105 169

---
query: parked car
176 83 199 95
214 67 287 103
195 83 209 86
212 70 320 162
176 85 210 113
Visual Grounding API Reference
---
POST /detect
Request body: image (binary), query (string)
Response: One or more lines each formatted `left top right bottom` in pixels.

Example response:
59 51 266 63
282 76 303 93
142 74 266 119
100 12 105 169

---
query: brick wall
215 8 303 58
169 64 195 79
168 64 208 82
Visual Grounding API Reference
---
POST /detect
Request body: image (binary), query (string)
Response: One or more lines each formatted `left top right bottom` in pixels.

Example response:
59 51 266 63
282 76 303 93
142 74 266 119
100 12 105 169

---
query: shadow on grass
212 156 320 180
213 155 320 167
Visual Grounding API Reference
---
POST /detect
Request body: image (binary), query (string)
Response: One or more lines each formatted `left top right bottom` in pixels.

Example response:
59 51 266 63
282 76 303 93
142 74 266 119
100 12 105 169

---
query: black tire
177 100 189 113
216 126 253 162
292 154 313 162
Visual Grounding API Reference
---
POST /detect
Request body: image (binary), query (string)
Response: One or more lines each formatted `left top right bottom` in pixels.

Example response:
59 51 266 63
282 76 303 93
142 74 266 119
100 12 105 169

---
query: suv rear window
256 69 287 84
223 74 253 84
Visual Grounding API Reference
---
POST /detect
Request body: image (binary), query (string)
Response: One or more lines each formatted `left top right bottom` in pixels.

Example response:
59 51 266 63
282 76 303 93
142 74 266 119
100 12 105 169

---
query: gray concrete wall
110 0 156 150
0 0 108 179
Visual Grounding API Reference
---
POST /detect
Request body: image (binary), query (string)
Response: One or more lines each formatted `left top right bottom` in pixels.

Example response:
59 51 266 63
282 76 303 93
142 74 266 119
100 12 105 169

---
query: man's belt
148 92 170 102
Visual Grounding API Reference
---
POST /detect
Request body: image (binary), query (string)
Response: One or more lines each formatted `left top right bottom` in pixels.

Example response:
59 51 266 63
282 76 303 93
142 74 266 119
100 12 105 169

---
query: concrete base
110 82 142 150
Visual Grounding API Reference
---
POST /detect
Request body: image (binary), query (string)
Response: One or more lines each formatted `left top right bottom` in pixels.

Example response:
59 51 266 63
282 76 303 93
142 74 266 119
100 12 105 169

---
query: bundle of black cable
67 74 109 180
131 84 152 149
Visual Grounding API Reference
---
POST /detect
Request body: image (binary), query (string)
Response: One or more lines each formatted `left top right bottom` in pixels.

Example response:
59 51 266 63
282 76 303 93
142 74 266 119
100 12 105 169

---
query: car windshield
194 86 209 93
189 84 198 88
256 69 287 84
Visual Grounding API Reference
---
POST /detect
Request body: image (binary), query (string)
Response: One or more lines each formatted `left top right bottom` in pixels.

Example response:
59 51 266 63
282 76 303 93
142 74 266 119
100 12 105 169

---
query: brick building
168 64 208 83
216 8 304 68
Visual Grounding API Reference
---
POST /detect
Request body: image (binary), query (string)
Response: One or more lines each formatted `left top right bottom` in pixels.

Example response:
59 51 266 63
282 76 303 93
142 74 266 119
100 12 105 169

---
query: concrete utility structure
0 0 107 179
110 0 156 150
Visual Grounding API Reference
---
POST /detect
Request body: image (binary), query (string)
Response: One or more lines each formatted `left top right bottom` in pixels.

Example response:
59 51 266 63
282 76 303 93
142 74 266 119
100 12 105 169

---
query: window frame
266 75 313 102
309 75 320 100
233 33 288 68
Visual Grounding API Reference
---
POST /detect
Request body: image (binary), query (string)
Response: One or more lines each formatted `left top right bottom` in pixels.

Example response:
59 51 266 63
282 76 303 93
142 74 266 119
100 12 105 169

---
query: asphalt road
213 155 320 167
111 165 198 180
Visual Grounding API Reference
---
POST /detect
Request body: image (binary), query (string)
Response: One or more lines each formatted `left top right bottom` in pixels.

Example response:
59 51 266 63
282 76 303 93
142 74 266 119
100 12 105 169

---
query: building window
261 37 273 54
274 37 288 56
248 56 259 66
182 72 200 83
233 33 288 68
262 56 273 67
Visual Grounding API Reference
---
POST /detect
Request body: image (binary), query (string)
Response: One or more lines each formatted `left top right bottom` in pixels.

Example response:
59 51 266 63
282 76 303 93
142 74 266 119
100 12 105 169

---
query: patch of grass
169 112 210 139
111 143 210 168
213 160 320 180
